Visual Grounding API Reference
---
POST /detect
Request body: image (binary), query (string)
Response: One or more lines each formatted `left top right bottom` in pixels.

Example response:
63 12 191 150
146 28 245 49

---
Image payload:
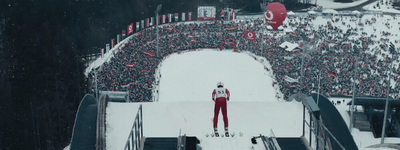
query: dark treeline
0 0 318 149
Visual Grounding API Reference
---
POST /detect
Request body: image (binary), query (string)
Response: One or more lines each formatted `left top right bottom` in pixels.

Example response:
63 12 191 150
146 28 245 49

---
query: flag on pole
182 12 186 21
122 30 126 39
127 23 134 35
188 12 192 21
245 30 256 41
162 14 166 24
174 13 179 22
136 22 140 31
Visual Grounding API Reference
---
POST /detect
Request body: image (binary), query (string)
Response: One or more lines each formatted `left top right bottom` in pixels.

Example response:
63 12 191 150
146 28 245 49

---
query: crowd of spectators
89 12 400 102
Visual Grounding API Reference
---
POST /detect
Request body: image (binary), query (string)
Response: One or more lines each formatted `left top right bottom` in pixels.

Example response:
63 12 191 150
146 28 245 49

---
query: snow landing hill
106 49 306 150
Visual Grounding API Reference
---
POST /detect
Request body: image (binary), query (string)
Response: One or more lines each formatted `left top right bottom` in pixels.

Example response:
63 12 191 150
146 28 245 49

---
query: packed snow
106 49 305 150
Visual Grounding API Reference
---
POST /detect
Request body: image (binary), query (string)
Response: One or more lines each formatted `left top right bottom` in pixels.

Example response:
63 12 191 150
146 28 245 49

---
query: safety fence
124 105 144 150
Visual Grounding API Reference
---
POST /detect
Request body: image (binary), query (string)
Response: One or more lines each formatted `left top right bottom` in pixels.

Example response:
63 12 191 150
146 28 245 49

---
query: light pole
350 45 360 133
155 4 162 57
381 43 395 143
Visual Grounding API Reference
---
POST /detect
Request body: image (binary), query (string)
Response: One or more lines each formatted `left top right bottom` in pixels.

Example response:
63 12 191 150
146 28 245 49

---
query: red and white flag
245 30 256 41
146 18 149 27
232 12 236 21
162 14 166 24
122 30 126 37
127 23 134 35
188 12 192 21
150 17 153 26
175 13 179 22
168 14 172 22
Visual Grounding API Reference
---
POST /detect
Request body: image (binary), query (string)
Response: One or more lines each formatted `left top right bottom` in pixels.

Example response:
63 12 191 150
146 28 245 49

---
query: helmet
217 82 224 87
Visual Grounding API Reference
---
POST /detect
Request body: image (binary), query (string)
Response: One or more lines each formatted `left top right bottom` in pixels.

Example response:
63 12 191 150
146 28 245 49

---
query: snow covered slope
106 49 305 150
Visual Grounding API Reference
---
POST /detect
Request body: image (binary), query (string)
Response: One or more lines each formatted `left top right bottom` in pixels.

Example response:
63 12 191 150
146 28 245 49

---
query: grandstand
70 8 400 150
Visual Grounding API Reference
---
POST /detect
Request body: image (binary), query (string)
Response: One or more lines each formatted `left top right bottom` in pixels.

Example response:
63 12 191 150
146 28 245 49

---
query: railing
268 129 282 150
124 105 144 150
96 94 108 150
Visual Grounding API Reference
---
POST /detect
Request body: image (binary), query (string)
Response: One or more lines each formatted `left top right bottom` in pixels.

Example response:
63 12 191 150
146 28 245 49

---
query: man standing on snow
212 82 230 137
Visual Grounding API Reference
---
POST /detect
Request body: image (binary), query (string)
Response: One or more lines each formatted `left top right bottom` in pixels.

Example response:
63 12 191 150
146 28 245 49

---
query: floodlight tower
155 4 162 57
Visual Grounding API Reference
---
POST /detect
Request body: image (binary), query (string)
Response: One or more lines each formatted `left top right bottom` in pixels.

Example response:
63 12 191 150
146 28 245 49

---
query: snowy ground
106 49 305 150
105 50 400 150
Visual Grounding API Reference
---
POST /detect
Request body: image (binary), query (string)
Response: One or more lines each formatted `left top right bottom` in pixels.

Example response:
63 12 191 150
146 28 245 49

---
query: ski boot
225 127 229 137
214 128 219 137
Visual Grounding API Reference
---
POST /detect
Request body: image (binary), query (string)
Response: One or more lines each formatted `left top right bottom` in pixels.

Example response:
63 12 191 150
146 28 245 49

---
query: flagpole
349 46 360 133
155 4 162 57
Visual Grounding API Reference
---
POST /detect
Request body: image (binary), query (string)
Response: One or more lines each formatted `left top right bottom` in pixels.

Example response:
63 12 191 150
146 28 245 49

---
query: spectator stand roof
347 97 400 109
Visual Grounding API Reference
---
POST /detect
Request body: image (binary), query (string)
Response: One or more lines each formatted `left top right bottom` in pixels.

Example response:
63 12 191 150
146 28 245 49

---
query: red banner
127 23 134 35
144 50 155 56
122 30 126 37
146 18 149 27
245 30 256 41
188 12 192 21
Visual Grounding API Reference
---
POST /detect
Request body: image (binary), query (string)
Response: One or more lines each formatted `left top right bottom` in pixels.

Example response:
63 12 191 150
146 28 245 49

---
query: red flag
122 30 126 37
226 26 237 30
127 23 134 35
328 72 337 78
188 12 192 21
144 50 155 56
245 30 256 41
146 18 149 27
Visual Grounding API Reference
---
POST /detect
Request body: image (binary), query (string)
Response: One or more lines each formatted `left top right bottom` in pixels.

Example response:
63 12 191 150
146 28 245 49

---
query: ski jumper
212 87 230 128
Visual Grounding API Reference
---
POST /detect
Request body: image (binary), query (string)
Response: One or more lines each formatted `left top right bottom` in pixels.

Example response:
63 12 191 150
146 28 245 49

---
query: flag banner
117 34 121 43
232 12 236 21
127 23 134 35
283 56 293 60
329 72 337 78
285 75 299 83
169 14 172 22
146 18 149 27
101 49 104 58
144 50 155 56
136 22 140 31
188 12 192 21
122 30 126 37
125 62 136 69
150 17 153 26
175 13 179 22
106 43 110 53
162 14 166 24
226 26 237 30
111 39 115 48
141 20 144 29
182 12 186 21
245 30 256 41
121 81 132 88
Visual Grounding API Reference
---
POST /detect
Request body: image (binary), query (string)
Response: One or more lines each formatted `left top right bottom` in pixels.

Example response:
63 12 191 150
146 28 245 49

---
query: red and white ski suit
212 87 230 128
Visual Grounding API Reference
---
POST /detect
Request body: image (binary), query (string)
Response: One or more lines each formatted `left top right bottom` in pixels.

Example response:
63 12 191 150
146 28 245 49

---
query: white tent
287 11 296 16
322 9 338 14
351 10 361 14
279 41 299 52
307 10 317 14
